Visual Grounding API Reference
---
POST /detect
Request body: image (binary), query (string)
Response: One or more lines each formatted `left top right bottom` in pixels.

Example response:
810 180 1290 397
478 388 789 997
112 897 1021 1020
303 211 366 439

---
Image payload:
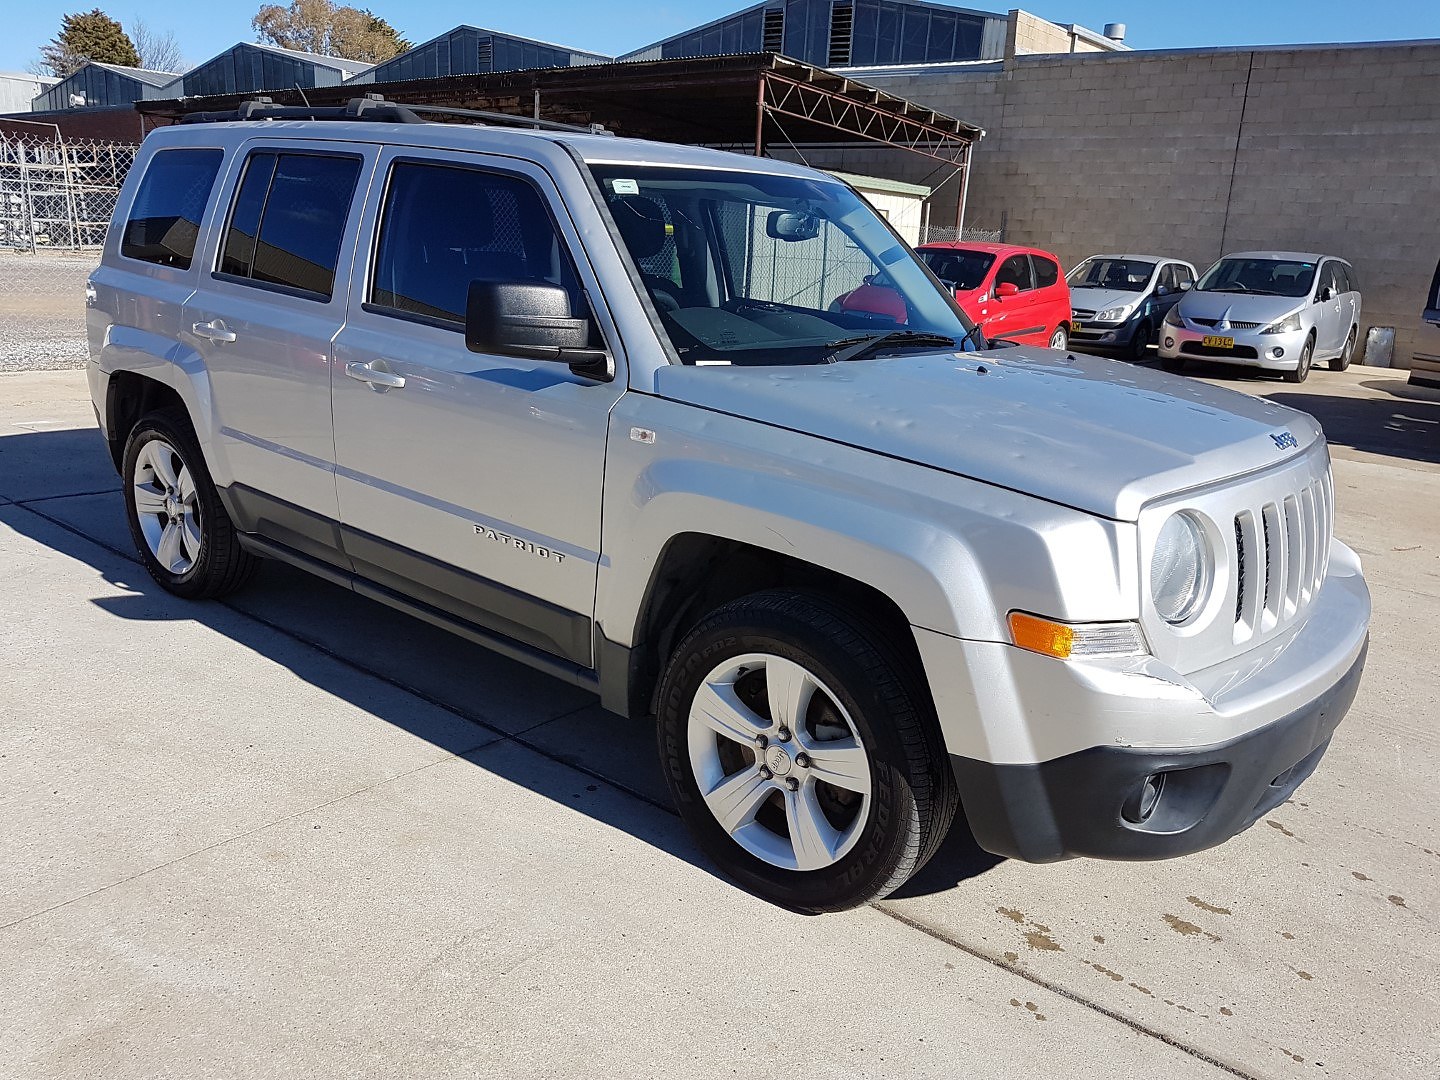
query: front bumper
914 539 1370 862
950 643 1364 861
1069 317 1144 349
1158 321 1308 370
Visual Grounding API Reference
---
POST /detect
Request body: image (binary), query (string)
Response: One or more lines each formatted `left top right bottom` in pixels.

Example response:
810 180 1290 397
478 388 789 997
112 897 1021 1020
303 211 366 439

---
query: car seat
611 196 683 312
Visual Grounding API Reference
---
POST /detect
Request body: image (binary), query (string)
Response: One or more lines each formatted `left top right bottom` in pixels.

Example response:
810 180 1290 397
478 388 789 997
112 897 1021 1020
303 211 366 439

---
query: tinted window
1066 257 1155 292
1157 264 1176 290
996 255 1032 292
1342 264 1358 294
370 161 582 326
121 148 223 269
218 151 361 299
1032 255 1059 289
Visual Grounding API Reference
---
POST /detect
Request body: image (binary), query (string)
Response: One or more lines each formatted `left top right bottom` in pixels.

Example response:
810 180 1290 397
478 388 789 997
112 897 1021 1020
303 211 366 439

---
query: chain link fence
1 133 138 371
918 223 1005 245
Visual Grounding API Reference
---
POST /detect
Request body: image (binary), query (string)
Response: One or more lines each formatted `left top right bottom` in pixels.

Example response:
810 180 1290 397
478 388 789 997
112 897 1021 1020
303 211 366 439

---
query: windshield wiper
825 330 957 363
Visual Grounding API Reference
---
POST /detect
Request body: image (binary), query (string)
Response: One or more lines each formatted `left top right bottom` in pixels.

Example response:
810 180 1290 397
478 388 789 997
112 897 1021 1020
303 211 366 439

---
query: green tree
39 9 140 78
252 0 410 63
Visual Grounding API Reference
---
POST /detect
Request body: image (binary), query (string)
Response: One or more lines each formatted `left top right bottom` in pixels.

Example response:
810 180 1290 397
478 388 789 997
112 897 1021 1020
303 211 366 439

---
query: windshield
590 164 979 366
918 248 995 292
1196 257 1317 298
1066 257 1155 292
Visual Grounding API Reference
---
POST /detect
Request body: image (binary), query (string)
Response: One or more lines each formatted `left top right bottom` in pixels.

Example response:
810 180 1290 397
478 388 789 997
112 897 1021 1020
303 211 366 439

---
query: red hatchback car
915 242 1072 349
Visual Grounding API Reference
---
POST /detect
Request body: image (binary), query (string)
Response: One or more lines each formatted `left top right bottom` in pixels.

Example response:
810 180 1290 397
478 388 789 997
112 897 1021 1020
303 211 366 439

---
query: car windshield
1196 257 1317 298
590 164 978 366
918 248 995 291
1066 257 1155 292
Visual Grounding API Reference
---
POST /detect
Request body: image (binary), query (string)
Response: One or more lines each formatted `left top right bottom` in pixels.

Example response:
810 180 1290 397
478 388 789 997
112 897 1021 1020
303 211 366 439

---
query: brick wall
820 42 1440 367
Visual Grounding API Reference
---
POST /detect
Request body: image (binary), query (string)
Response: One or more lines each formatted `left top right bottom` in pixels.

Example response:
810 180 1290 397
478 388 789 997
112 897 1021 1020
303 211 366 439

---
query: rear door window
217 151 362 300
996 255 1033 292
1032 255 1059 289
120 148 224 269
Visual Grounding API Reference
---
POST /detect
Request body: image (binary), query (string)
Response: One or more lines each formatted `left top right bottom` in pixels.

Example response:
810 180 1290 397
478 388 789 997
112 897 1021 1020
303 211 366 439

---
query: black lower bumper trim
952 641 1367 863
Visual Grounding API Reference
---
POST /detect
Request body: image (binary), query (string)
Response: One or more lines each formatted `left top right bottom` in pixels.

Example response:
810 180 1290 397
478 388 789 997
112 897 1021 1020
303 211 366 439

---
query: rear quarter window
1033 256 1059 289
120 148 224 270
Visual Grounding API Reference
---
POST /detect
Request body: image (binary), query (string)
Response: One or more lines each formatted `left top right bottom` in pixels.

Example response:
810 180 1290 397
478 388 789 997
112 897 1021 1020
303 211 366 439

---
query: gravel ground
0 251 97 371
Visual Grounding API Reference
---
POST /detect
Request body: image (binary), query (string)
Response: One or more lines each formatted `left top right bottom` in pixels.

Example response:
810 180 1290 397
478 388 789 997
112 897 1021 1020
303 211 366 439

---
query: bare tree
130 17 186 72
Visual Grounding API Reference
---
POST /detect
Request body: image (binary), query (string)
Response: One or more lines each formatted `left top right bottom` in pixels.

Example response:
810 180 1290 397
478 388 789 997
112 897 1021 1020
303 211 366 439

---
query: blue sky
6 0 1438 74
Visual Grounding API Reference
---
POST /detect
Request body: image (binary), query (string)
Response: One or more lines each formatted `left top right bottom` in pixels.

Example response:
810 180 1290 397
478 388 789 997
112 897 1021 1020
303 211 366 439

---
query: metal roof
91 62 181 88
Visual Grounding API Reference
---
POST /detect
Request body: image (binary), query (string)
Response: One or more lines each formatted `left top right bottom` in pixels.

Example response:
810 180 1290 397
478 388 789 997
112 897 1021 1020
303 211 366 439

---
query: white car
1159 251 1362 381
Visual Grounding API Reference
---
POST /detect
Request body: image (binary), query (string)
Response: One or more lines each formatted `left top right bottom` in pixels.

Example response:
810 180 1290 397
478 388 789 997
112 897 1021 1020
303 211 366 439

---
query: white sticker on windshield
610 178 639 195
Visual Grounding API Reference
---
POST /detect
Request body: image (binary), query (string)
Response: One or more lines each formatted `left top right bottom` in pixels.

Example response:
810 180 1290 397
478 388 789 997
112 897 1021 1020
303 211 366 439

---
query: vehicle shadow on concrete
1 427 1006 905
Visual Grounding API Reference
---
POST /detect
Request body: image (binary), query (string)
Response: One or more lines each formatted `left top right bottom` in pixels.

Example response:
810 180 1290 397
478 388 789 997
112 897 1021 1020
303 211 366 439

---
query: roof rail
177 93 610 135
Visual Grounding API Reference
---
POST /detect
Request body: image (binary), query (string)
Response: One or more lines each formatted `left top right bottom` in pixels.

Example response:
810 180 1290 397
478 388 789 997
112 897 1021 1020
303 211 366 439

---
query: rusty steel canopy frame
137 53 981 231
754 67 976 230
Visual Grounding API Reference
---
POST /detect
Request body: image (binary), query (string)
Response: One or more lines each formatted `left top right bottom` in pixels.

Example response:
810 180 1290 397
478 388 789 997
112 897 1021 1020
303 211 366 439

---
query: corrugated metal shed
348 25 610 84
32 63 180 112
180 43 371 98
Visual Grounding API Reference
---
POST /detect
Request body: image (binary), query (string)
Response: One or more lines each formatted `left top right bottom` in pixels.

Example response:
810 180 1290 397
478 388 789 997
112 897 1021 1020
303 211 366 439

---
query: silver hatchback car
1159 251 1362 381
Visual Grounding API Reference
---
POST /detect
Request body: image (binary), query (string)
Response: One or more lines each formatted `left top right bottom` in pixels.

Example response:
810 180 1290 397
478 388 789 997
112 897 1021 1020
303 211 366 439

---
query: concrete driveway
1 367 1435 1079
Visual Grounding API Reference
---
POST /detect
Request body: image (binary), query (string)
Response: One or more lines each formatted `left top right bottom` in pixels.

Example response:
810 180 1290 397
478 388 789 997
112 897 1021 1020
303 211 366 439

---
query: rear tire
122 408 257 599
1284 335 1315 383
1048 325 1068 350
1329 327 1357 372
656 590 957 913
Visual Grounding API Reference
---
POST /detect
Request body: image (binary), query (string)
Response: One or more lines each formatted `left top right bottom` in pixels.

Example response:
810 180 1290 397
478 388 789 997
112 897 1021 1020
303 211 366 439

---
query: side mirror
994 282 1020 299
1156 284 1170 297
1178 280 1192 291
1318 286 1334 302
466 280 612 381
766 209 821 242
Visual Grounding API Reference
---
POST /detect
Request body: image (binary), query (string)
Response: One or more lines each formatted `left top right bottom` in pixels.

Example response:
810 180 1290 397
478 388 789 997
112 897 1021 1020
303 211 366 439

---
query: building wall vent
762 9 786 53
828 3 855 66
477 36 494 72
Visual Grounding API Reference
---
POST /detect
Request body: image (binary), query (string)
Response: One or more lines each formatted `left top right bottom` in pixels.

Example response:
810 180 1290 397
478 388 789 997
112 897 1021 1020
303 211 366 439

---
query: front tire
656 590 957 913
122 408 257 599
1129 322 1153 362
1284 335 1315 383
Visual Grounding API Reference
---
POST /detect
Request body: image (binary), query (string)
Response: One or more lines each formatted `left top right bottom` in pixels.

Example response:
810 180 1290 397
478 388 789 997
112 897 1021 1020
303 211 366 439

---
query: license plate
1070 320 1082 332
1202 335 1235 349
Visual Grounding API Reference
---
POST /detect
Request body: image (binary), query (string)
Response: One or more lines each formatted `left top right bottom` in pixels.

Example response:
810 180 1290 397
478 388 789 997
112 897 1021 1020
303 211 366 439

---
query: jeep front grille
1231 472 1333 644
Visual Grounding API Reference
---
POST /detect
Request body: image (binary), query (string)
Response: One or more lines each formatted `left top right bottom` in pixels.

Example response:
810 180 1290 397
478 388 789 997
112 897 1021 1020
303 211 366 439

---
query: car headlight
1095 306 1131 323
1163 306 1185 327
1260 312 1303 334
1150 512 1211 624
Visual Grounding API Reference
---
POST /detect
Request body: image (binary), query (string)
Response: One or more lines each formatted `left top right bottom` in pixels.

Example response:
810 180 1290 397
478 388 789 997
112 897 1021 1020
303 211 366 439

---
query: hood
1178 290 1305 325
652 347 1322 521
1070 286 1147 313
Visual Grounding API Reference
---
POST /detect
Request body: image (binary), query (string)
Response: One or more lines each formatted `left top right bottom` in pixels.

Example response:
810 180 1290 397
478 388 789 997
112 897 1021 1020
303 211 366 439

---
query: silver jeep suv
86 99 1370 911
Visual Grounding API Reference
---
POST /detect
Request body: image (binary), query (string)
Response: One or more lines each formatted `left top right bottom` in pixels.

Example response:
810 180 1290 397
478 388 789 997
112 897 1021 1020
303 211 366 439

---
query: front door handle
191 319 236 343
345 360 406 390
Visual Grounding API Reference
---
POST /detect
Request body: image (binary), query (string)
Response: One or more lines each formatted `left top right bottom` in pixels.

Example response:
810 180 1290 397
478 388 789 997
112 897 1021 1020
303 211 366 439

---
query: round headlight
1151 513 1210 624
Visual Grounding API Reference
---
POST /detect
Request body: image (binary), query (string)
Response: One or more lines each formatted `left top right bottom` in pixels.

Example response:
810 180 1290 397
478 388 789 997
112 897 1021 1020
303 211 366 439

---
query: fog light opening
1163 337 1175 350
1271 346 1285 359
1122 772 1166 824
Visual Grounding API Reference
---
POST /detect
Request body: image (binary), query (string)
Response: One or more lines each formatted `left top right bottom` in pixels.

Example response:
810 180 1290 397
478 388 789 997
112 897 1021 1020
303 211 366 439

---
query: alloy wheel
131 438 202 574
687 652 872 871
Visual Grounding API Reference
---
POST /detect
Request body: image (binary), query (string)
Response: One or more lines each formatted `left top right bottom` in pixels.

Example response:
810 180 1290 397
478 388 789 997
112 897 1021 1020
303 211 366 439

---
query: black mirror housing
465 280 612 380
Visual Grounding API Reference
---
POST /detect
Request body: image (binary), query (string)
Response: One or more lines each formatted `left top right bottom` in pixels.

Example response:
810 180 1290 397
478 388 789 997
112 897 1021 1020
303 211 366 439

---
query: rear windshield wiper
825 330 956 363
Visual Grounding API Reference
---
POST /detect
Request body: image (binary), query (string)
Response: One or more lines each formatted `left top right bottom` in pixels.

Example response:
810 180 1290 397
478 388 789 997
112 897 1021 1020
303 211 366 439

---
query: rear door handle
345 360 406 390
191 319 236 343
